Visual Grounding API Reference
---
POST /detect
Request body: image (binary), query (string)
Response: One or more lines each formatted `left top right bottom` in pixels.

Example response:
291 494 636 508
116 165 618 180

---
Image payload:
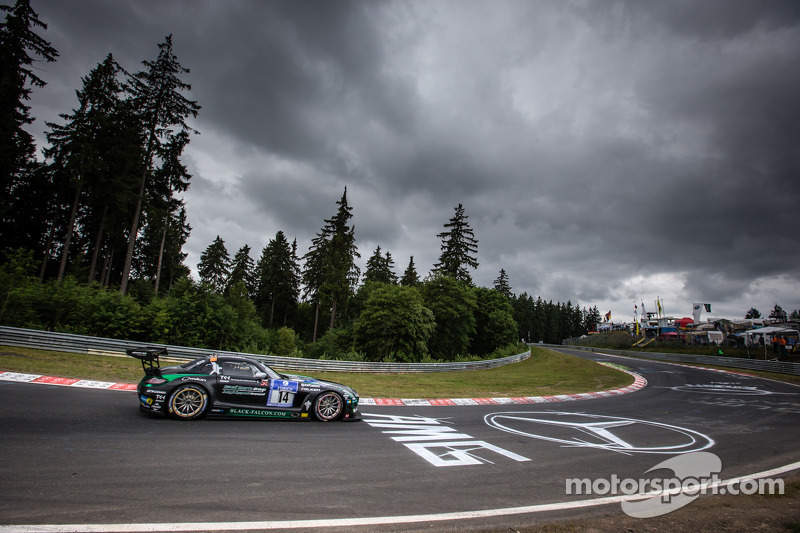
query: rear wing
126 347 168 376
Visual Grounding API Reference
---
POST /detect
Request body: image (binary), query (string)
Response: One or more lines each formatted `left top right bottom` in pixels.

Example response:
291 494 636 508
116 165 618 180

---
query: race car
126 347 360 422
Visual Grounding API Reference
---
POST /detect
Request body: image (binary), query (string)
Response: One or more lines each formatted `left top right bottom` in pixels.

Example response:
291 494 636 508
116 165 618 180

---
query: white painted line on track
2 460 799 533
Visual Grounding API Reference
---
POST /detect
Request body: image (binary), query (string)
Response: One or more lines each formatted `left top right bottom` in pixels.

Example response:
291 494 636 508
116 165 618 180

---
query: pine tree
147 129 191 293
745 307 761 319
119 35 200 295
432 203 478 284
400 256 420 287
585 305 601 332
0 0 58 254
493 268 512 298
43 54 134 282
364 246 398 285
256 231 299 327
384 251 397 285
769 304 787 322
228 244 255 297
197 235 230 293
320 188 360 329
302 227 330 342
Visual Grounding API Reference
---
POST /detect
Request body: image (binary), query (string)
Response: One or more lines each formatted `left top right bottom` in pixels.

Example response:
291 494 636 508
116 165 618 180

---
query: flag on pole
692 303 712 324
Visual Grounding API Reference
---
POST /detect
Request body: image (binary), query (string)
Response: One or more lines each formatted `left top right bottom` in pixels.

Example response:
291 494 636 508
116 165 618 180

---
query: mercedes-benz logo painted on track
668 383 796 396
485 411 715 455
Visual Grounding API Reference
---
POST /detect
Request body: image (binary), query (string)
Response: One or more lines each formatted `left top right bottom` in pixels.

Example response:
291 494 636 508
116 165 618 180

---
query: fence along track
0 326 530 374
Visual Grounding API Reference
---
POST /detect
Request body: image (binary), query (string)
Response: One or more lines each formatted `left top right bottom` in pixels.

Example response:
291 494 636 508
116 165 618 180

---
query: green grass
0 345 632 398
0 345 145 383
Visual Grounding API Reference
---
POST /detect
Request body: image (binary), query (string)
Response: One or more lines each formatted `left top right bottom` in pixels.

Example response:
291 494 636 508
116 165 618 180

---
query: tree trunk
120 123 158 295
329 297 337 330
312 301 320 343
119 167 146 295
57 183 83 282
39 219 57 283
102 246 114 287
154 211 169 293
88 205 107 283
269 298 275 327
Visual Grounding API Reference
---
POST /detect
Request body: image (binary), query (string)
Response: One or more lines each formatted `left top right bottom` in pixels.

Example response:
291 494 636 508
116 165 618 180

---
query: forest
0 1 599 361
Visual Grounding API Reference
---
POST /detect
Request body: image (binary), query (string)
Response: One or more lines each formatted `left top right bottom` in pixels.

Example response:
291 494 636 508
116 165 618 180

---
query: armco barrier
541 343 800 376
0 326 530 373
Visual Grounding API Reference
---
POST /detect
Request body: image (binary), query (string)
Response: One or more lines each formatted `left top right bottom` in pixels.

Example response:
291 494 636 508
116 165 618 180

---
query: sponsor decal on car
268 380 299 407
222 385 267 396
227 408 296 418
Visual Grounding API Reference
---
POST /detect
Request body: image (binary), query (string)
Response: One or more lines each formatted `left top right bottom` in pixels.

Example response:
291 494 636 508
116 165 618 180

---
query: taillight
146 377 167 385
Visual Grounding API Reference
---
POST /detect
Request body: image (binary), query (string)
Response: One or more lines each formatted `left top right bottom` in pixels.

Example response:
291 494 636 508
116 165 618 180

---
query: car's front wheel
313 391 343 422
167 384 208 420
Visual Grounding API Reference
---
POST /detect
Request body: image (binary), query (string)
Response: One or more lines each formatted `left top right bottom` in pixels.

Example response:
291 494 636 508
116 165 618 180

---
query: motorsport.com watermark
565 452 785 518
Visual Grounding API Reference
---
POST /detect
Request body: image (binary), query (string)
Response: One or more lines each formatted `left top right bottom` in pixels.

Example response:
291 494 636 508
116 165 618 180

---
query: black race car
126 347 360 422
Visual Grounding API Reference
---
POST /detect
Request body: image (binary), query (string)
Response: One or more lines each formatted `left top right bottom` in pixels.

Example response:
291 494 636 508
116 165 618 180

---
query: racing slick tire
167 384 209 420
313 391 344 422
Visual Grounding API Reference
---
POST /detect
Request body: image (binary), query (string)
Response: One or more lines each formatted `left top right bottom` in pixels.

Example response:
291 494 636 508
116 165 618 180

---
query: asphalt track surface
1 348 799 532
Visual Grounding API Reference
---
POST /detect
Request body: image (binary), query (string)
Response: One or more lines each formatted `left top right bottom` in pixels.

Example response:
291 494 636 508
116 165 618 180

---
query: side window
221 361 258 379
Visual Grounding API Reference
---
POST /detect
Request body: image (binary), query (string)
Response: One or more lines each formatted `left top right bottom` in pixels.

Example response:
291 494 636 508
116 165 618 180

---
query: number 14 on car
269 380 298 407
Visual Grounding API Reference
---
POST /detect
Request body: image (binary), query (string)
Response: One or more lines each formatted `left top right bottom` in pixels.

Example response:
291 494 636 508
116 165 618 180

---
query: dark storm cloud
23 0 800 318
629 0 800 39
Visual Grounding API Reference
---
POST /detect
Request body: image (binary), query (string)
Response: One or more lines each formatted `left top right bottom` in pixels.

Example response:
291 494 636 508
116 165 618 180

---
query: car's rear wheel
168 384 208 420
313 391 343 421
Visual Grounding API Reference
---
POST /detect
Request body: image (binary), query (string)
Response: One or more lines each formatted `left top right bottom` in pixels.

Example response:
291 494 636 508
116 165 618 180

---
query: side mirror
254 371 267 380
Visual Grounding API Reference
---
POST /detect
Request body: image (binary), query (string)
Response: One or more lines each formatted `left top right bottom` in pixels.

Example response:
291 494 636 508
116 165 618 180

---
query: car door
264 377 300 409
216 360 270 407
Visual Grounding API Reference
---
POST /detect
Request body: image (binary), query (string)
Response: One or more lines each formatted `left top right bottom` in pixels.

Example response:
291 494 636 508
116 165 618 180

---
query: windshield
180 358 207 370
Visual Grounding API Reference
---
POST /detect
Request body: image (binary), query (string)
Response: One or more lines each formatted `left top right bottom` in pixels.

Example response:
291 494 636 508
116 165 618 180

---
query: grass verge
0 345 632 398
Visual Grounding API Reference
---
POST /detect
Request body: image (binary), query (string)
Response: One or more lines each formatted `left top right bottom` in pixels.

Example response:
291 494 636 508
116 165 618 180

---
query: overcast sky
21 0 800 322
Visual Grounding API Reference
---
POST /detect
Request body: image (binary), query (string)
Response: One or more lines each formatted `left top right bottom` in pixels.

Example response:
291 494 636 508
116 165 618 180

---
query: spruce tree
383 251 398 285
745 307 761 319
400 256 420 287
0 0 58 254
197 235 230 293
769 304 787 322
432 203 478 284
119 35 199 295
320 188 360 329
364 246 397 285
302 227 330 342
228 244 255 297
43 54 133 282
256 231 299 327
493 268 512 298
146 129 191 293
